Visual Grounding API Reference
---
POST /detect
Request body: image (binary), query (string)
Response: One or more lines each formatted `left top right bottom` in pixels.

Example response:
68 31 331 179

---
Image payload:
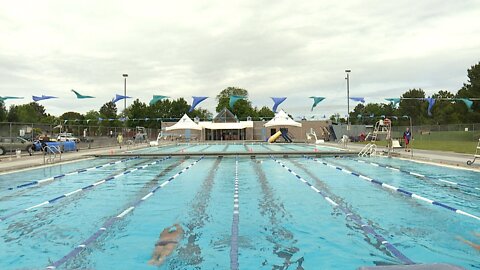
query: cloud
0 0 479 117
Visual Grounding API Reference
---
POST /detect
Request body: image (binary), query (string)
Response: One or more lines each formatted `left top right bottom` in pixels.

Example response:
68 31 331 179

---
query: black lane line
289 159 410 265
2 158 171 242
0 158 152 218
253 159 305 270
129 157 188 197
346 157 480 199
58 159 189 268
169 157 223 268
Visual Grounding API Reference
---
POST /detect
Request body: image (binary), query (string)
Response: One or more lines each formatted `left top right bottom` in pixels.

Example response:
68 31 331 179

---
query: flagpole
123 74 128 112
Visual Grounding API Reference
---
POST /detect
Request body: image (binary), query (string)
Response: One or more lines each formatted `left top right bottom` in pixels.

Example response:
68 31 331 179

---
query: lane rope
351 158 480 192
271 156 414 264
6 157 138 191
0 157 171 222
305 156 480 222
45 156 204 269
230 157 240 270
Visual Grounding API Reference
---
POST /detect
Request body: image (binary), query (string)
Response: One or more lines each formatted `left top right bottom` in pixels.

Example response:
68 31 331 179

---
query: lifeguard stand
359 118 392 157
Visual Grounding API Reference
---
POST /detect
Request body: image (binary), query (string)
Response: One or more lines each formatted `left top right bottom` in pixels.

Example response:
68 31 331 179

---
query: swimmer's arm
458 237 480 250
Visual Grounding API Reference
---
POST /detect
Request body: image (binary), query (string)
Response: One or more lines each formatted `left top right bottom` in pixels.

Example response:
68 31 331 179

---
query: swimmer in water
457 232 480 251
148 224 184 266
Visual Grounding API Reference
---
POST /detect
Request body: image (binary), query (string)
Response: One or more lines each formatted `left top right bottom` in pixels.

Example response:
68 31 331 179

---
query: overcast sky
1 1 479 118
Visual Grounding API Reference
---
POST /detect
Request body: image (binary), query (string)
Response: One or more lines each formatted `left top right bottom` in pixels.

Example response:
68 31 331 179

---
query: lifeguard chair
359 118 392 157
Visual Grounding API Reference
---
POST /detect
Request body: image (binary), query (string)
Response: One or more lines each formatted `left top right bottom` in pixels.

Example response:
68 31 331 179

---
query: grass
357 131 480 154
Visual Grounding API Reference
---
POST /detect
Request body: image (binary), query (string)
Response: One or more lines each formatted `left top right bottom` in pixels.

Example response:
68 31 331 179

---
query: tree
398 89 427 124
85 110 100 120
60 111 84 121
7 102 52 123
256 106 275 120
0 101 6 122
99 101 119 127
430 90 462 124
99 102 117 119
125 99 149 128
7 105 18 122
215 87 256 119
170 98 190 118
457 61 480 122
188 108 212 121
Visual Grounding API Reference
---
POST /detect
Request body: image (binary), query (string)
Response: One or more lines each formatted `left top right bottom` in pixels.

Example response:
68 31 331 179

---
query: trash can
16 149 21 158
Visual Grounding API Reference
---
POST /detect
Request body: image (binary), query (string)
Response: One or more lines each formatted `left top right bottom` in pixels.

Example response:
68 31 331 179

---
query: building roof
264 110 302 127
213 108 238 123
199 121 253 130
165 114 202 131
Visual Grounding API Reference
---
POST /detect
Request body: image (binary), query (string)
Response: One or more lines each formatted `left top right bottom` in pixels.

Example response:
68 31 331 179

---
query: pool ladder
43 145 62 164
467 138 480 165
358 143 377 157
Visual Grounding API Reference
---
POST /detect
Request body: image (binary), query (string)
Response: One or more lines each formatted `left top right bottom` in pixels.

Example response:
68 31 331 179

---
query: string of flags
1 91 479 117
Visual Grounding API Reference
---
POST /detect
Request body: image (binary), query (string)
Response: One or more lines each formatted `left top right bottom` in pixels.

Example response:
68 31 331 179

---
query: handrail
358 143 376 157
43 145 62 164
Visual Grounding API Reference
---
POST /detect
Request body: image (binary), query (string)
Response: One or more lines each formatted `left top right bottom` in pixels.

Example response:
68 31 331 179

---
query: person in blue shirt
403 128 412 152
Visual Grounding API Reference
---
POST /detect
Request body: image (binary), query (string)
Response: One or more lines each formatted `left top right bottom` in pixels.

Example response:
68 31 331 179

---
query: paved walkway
329 142 480 170
0 143 150 174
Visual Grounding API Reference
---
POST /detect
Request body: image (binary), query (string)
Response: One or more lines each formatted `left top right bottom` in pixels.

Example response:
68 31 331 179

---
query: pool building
163 108 333 142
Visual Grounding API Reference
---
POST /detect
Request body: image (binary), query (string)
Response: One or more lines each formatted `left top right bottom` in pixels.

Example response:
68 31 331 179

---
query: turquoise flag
458 98 473 111
149 95 168 105
71 89 94 99
0 96 23 102
229 95 245 108
309 96 325 111
385 98 401 107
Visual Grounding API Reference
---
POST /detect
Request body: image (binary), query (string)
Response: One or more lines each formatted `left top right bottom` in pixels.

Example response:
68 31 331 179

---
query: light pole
345 69 351 129
122 74 128 112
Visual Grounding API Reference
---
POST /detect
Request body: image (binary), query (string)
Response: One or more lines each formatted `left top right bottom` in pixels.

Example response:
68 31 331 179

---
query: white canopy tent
165 114 202 131
264 110 302 127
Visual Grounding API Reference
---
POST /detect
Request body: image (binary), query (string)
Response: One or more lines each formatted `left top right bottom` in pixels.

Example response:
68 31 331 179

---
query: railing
43 145 62 164
358 143 376 157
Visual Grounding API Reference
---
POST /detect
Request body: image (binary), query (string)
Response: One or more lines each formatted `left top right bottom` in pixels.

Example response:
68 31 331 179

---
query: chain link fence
391 123 480 142
0 122 162 156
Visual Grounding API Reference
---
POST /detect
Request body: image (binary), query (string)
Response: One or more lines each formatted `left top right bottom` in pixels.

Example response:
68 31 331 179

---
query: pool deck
0 141 479 174
335 142 480 170
0 143 149 174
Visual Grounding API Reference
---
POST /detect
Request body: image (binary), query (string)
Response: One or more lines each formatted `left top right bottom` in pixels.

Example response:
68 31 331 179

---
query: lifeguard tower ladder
359 118 392 157
467 138 480 165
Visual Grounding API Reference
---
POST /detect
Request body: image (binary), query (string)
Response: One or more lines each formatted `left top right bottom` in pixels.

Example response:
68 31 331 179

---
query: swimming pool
0 143 478 269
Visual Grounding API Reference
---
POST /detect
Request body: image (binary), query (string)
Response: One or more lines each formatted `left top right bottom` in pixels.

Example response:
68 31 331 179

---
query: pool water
0 143 479 269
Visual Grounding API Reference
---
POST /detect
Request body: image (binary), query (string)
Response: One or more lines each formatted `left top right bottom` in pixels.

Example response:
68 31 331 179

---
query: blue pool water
0 143 479 269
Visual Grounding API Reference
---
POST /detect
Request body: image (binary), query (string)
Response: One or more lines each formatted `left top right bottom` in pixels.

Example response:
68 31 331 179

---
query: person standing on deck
403 127 412 152
117 133 123 149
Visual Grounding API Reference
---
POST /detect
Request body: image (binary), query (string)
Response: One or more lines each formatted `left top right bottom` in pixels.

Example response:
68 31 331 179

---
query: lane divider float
272 156 414 264
230 157 240 270
351 158 480 192
6 157 138 191
0 157 171 222
305 156 480 222
45 156 204 269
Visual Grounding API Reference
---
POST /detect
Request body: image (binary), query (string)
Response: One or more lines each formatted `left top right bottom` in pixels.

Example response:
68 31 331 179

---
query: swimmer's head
168 226 177 233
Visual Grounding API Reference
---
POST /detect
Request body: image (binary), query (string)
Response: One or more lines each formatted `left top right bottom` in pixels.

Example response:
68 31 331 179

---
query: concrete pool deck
0 143 150 174
0 141 479 174
333 142 480 171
